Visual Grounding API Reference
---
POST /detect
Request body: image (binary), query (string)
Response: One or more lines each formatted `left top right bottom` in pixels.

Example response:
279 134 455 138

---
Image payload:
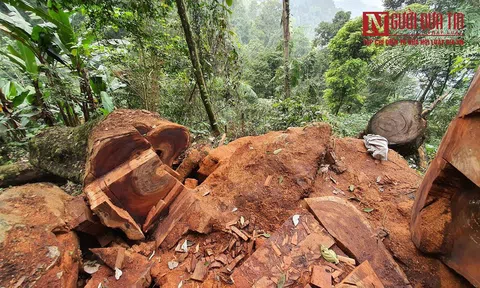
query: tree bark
418 73 437 103
175 0 220 136
282 0 291 99
0 161 65 187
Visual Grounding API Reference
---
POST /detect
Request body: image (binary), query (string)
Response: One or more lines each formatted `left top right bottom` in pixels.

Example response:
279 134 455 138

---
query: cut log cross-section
83 110 191 240
367 100 427 156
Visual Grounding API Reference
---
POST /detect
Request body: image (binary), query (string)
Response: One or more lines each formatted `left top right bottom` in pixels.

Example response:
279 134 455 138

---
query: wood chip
332 269 343 280
115 247 125 269
302 221 311 235
230 226 249 241
264 175 273 187
191 261 208 282
215 254 228 265
206 248 214 256
338 255 356 266
226 254 245 272
310 266 332 288
271 242 282 257
291 232 298 246
225 219 238 229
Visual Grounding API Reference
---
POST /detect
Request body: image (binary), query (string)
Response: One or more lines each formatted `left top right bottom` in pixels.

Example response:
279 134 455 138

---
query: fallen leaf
363 208 374 213
348 185 355 192
320 244 339 264
277 274 286 288
203 191 210 196
178 281 183 288
231 207 238 212
273 148 282 155
114 268 122 280
376 176 381 183
278 176 284 184
259 233 271 238
292 214 300 226
240 216 245 226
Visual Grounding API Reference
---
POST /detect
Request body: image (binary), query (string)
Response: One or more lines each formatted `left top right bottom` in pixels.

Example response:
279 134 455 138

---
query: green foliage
314 11 350 47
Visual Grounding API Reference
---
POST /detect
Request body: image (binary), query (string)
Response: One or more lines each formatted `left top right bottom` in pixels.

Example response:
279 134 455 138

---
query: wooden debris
184 178 198 189
411 71 480 287
264 175 273 187
153 188 197 247
332 269 344 281
232 212 339 287
216 254 228 265
306 196 410 287
88 247 152 288
271 242 282 256
115 247 126 269
231 226 249 241
291 231 298 246
226 254 245 272
338 255 356 266
310 266 332 288
191 261 208 282
337 261 384 288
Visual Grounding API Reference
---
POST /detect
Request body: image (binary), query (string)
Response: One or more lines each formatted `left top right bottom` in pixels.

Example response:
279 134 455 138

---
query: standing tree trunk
79 67 96 121
33 79 55 126
282 0 290 99
175 0 220 136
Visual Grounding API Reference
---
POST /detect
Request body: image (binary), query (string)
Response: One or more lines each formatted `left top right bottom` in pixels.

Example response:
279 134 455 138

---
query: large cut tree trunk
175 0 220 136
82 109 191 240
366 100 427 156
411 69 480 287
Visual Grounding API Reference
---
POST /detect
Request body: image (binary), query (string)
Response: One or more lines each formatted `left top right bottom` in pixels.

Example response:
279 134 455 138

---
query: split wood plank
337 261 384 288
305 196 410 287
153 188 197 247
84 184 144 240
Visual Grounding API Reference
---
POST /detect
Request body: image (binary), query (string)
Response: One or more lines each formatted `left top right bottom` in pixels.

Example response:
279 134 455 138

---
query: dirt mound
0 183 81 287
189 124 468 287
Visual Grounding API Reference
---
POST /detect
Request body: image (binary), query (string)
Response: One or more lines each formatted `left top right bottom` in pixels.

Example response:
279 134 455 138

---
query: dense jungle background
1 0 479 167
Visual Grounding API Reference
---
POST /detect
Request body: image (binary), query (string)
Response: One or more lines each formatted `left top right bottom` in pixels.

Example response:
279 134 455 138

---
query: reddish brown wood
411 69 480 287
88 247 152 288
82 110 191 240
310 266 332 288
153 188 197 247
306 197 410 287
232 212 340 287
337 261 384 288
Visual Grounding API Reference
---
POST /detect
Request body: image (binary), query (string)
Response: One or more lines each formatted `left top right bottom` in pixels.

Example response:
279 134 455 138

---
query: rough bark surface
0 161 65 187
29 117 101 183
367 100 427 156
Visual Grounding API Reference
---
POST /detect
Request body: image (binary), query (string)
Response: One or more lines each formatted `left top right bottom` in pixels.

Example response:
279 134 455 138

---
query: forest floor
0 121 470 287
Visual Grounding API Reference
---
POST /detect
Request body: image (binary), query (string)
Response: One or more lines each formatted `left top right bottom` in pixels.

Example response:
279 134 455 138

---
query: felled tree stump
83 110 191 240
366 100 427 156
411 70 480 287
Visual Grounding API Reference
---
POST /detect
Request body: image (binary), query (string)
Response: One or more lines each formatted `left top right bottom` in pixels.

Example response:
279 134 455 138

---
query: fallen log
29 118 100 183
0 161 65 187
366 100 427 156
